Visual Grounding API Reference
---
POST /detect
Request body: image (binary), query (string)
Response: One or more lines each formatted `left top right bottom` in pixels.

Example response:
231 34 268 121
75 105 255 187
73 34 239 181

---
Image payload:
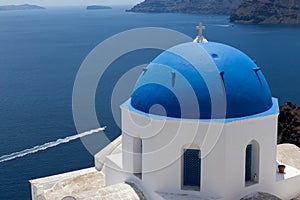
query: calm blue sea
0 6 300 199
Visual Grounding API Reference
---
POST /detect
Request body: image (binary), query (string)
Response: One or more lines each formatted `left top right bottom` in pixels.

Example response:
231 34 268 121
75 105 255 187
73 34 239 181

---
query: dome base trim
121 98 279 123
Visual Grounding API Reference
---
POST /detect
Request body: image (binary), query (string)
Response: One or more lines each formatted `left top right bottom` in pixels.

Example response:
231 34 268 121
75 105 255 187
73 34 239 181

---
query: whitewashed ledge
94 136 122 171
277 143 300 170
29 136 146 200
29 167 105 200
30 138 300 200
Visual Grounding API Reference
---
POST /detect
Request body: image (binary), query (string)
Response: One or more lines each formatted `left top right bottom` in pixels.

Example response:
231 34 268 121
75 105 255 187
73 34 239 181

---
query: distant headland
126 0 241 15
230 0 300 24
0 4 45 11
128 0 300 24
86 5 112 10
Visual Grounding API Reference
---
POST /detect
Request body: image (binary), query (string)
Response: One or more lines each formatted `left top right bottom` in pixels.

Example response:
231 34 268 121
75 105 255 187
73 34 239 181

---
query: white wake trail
0 127 106 163
214 24 233 27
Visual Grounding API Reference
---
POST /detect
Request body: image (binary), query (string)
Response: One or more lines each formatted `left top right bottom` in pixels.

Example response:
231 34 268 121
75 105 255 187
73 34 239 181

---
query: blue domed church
103 26 300 200
28 24 300 200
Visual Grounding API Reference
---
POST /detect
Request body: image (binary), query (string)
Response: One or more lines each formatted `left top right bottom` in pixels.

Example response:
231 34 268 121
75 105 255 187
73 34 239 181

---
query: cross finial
196 22 205 43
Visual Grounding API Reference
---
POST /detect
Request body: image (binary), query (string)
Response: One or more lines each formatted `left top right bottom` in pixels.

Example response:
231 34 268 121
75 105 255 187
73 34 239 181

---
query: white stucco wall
221 115 278 199
104 99 300 200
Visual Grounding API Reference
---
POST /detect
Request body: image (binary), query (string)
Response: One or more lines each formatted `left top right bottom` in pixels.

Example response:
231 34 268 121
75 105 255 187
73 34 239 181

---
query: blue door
245 144 252 181
183 149 200 186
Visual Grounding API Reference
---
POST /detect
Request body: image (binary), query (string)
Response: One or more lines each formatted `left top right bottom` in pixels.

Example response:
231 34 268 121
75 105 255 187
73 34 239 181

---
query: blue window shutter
183 149 201 186
245 144 252 181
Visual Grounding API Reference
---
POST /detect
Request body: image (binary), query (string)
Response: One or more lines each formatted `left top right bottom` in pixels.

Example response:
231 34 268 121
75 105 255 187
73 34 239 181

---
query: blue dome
131 42 273 119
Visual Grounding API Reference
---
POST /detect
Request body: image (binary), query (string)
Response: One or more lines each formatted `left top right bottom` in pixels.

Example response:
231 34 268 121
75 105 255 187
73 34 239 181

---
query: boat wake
215 24 234 28
0 127 106 163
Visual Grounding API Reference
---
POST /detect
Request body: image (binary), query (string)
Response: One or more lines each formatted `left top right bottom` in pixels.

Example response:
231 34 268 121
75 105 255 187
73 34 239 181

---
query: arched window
245 140 259 186
133 137 142 179
182 144 201 190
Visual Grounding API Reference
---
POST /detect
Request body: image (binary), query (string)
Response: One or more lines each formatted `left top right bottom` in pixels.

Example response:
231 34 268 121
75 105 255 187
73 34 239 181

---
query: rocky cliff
127 0 242 15
278 102 300 147
230 0 300 24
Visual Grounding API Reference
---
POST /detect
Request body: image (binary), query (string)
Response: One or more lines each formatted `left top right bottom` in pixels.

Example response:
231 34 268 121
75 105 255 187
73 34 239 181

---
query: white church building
30 26 300 200
103 33 300 199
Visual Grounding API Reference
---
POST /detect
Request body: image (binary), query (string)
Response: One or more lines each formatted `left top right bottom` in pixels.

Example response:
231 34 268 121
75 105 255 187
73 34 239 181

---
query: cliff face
230 0 300 24
130 0 300 24
127 0 242 15
278 102 300 148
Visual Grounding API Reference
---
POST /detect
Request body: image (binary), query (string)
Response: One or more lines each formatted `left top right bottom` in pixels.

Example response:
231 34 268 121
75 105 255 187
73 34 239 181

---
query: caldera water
0 6 299 199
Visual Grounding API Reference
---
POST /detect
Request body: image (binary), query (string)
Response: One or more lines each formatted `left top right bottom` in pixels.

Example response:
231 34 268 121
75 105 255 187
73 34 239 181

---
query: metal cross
196 22 205 42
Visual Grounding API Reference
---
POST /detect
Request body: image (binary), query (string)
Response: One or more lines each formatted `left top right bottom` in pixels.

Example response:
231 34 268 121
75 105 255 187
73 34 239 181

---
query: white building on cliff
30 27 300 200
